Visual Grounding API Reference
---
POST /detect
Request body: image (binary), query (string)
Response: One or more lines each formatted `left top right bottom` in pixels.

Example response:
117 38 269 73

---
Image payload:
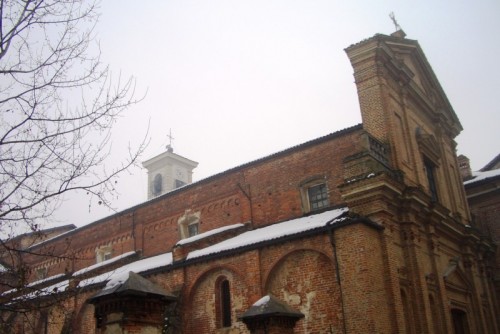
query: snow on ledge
1 273 67 297
105 271 131 289
253 295 270 306
187 207 348 260
10 279 70 302
176 223 245 246
73 251 137 277
28 273 66 287
4 252 173 300
78 252 173 289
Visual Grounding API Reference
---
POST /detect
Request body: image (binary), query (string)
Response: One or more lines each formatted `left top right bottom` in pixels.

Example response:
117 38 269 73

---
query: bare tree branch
0 0 148 329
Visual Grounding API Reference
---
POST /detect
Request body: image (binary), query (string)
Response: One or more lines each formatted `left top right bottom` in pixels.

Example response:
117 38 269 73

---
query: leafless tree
0 0 147 231
0 0 147 327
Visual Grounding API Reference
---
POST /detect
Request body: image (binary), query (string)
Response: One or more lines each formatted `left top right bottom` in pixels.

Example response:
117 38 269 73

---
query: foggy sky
52 0 500 228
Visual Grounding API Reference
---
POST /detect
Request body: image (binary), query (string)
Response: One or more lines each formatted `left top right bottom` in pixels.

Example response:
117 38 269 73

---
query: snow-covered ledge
172 222 250 262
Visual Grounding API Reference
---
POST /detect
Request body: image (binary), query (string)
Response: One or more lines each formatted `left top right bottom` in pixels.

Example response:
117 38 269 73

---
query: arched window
153 173 162 196
216 278 231 328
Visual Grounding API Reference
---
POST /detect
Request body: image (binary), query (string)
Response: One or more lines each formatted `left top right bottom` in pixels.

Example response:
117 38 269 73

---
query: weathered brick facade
462 154 500 329
1 30 498 334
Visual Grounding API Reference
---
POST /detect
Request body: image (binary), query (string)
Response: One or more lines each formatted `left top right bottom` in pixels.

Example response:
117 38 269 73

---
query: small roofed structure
239 295 304 334
88 271 177 334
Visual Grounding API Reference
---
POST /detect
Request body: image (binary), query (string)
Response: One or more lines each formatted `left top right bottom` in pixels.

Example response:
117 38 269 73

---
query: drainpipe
131 210 136 251
237 182 253 226
329 228 348 334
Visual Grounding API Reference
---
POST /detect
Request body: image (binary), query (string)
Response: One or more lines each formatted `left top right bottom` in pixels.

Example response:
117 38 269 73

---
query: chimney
457 155 472 180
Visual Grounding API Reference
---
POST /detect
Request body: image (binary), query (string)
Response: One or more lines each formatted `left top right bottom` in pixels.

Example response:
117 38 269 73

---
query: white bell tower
142 132 198 199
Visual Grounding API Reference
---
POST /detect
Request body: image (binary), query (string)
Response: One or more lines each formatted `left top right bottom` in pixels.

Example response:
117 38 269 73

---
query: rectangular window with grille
308 183 329 211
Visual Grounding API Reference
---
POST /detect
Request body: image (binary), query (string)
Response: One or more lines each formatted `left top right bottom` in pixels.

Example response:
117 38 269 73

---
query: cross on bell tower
166 129 174 153
389 12 402 32
389 12 406 38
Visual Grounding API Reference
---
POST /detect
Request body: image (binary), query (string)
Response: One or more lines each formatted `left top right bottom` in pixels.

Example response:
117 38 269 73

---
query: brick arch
184 266 250 333
160 219 167 228
262 246 332 289
143 225 152 233
187 264 246 302
264 249 342 333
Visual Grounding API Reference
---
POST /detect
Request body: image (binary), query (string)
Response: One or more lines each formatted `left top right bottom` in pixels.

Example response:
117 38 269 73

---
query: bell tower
142 134 198 199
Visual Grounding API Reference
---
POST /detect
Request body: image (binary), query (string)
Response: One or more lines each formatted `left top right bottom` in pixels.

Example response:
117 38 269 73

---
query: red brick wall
175 230 384 333
265 248 341 333
335 223 391 333
466 182 500 327
21 126 363 279
183 257 255 334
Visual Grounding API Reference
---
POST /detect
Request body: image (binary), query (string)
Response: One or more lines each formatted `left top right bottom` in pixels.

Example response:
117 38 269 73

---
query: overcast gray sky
52 0 500 228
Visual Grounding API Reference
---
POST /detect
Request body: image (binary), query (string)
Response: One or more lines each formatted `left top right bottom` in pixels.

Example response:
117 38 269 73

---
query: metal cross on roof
166 129 174 152
389 12 402 32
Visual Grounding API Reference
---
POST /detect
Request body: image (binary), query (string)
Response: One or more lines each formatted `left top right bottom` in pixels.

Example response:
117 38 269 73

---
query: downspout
237 182 254 226
131 210 137 252
237 181 263 295
329 228 348 334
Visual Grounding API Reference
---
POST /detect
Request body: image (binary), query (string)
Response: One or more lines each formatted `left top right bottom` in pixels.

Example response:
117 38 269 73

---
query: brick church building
1 30 498 333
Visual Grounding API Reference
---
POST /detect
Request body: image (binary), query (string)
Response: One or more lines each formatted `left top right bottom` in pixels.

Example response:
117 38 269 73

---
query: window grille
308 183 329 211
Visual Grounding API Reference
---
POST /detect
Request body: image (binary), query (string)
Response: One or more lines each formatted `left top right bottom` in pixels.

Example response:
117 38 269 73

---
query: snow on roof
105 270 131 290
6 209 350 302
2 273 67 297
6 208 352 302
3 253 173 301
187 207 349 260
464 169 500 185
78 252 173 289
253 295 270 306
480 153 500 171
25 227 77 250
73 251 136 277
10 279 70 302
176 223 245 246
28 273 66 287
